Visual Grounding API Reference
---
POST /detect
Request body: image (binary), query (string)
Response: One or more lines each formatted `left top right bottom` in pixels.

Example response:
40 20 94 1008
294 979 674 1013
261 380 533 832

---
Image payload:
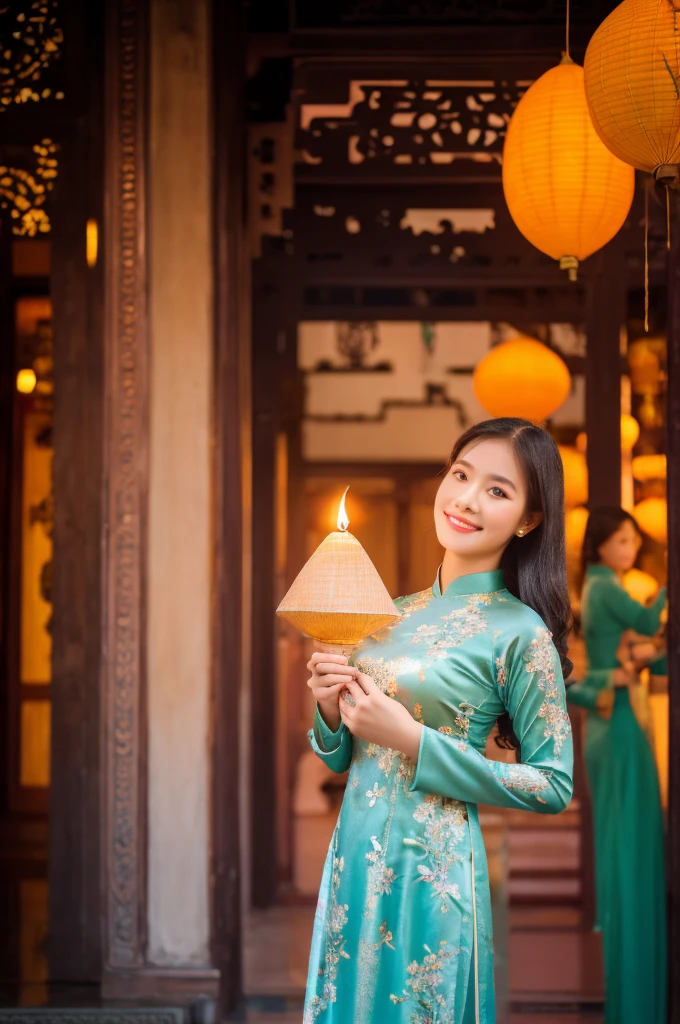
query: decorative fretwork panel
0 139 59 235
0 1 64 113
278 187 559 279
298 80 527 175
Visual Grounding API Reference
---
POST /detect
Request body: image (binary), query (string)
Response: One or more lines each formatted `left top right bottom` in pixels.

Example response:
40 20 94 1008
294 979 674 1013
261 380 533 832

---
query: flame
337 486 350 532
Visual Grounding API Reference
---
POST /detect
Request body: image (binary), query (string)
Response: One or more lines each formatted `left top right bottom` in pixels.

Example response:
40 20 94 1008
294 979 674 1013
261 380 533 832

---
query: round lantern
632 454 666 481
502 57 635 280
622 567 660 604
633 496 667 544
584 0 680 186
621 414 640 453
473 336 571 421
558 446 588 508
565 505 589 557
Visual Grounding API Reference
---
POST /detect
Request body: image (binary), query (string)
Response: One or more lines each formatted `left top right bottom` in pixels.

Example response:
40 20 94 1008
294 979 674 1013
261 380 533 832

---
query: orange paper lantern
584 0 680 185
473 336 571 422
633 496 667 545
502 58 635 280
622 567 660 605
558 447 589 508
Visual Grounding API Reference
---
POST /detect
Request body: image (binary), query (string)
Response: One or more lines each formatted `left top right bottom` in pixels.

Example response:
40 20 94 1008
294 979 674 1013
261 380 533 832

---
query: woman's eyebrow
456 459 517 491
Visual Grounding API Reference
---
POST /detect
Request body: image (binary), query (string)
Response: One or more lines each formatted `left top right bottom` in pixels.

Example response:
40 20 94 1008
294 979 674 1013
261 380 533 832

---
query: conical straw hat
277 531 402 646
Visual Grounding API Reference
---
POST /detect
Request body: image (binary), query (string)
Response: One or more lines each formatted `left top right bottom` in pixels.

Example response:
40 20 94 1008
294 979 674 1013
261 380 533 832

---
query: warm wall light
17 369 37 394
633 496 667 545
86 218 98 268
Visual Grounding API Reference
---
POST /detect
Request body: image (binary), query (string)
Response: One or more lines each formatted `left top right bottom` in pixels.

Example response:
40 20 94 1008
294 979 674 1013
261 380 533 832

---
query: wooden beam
666 197 680 1023
585 246 624 508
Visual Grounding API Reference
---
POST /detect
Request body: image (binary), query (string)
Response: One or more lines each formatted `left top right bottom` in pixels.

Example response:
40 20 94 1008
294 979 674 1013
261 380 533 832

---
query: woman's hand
338 672 423 761
307 652 357 733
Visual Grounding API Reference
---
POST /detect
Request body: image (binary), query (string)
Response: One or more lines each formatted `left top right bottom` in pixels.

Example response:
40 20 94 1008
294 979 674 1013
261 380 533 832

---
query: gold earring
517 528 525 537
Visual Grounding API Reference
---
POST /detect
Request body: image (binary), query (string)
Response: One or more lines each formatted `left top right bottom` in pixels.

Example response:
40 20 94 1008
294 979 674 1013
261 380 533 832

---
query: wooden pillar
666 197 680 1022
211 0 248 1008
585 245 624 507
250 269 282 908
49 5 106 981
100 0 150 988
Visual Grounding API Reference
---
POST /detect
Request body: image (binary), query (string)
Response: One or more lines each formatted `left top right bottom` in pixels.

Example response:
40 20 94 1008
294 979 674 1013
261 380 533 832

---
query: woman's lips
444 512 482 534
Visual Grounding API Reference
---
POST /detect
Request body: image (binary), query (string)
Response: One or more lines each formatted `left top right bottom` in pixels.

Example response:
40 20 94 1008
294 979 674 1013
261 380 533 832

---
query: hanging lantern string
667 186 671 252
644 183 649 334
565 0 570 60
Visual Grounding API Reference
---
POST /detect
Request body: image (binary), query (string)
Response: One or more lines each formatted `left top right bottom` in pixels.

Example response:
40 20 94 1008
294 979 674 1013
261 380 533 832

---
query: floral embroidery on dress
410 594 492 658
499 763 550 803
404 795 467 913
413 702 425 724
304 853 350 1023
495 653 507 687
366 782 386 806
369 589 433 643
367 743 415 790
354 654 422 697
365 836 397 916
525 628 572 756
390 941 457 1019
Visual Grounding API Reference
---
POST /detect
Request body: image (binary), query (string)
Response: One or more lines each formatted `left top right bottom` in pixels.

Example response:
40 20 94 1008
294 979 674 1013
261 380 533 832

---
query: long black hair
581 506 641 581
446 417 573 750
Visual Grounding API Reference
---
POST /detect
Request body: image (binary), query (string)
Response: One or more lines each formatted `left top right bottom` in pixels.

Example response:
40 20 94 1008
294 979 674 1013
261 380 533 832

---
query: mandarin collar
586 563 617 580
433 567 506 598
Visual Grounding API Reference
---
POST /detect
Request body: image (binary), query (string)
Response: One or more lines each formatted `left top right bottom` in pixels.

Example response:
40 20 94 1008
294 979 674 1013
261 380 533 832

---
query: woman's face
434 437 539 564
597 518 641 574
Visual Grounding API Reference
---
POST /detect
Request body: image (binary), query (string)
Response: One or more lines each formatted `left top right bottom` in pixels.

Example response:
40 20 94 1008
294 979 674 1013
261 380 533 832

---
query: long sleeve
308 704 352 774
596 579 666 635
566 668 616 711
410 625 573 814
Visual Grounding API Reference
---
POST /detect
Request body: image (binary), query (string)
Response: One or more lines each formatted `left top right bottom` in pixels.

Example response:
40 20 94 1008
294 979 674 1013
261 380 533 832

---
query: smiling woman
302 417 577 1024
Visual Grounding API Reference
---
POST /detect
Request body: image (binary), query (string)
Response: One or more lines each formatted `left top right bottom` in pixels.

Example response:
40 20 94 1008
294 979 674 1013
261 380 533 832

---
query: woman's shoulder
492 594 555 648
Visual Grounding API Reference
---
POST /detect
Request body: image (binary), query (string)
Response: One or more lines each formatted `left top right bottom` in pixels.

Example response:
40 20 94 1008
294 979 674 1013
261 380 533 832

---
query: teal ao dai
304 569 574 1024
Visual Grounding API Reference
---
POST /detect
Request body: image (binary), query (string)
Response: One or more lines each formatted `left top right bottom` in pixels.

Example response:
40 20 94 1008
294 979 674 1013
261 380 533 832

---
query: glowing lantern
584 0 680 188
620 414 640 453
633 496 667 545
16 369 36 394
632 454 666 481
565 506 589 557
277 487 401 649
558 446 588 508
473 336 571 421
502 57 635 280
622 567 661 605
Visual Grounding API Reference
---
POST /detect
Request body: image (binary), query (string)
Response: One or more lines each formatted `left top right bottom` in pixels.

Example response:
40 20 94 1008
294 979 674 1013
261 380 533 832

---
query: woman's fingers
354 671 378 696
343 678 366 702
309 652 349 669
315 673 355 687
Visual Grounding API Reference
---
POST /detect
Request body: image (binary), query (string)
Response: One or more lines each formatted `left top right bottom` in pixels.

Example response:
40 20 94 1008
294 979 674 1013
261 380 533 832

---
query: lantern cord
667 186 671 252
565 0 570 59
644 184 649 334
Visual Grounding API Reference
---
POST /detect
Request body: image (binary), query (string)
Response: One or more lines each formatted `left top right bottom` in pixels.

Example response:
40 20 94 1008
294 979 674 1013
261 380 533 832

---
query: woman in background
568 507 666 1024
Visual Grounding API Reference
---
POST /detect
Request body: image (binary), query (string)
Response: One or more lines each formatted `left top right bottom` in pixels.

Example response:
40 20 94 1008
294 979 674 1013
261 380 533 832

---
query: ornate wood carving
298 79 527 174
0 139 59 235
0 0 64 113
102 0 148 972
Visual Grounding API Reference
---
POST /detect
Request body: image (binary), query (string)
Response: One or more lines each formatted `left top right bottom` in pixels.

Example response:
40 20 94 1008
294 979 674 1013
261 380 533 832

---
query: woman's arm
597 579 667 636
308 705 353 774
406 628 573 814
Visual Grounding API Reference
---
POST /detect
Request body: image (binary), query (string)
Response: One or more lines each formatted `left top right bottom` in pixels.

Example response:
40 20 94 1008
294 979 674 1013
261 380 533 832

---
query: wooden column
49 6 106 981
249 270 282 908
666 197 680 1022
211 0 248 1009
585 245 625 508
100 0 149 988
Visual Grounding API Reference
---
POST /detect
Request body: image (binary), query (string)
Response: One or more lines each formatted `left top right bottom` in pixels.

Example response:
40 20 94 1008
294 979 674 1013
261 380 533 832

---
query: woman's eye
453 470 466 481
490 486 507 498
